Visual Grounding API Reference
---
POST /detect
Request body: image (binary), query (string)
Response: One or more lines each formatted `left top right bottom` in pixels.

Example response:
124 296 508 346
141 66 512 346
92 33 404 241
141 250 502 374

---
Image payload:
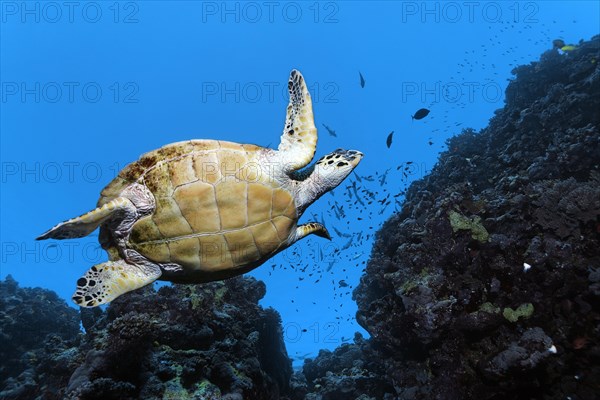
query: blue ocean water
1 1 598 368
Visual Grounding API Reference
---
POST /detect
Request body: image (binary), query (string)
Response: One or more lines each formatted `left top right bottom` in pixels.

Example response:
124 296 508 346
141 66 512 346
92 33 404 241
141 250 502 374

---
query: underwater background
1 1 600 399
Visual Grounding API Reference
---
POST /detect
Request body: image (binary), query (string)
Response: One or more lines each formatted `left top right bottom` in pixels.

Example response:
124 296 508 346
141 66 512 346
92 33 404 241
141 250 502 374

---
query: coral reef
287 333 390 400
0 277 292 399
66 277 292 400
330 36 599 399
0 275 82 400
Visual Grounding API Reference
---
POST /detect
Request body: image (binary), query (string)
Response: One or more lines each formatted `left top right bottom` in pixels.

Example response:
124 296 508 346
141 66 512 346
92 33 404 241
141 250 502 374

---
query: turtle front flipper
277 70 317 173
72 251 162 307
37 197 136 240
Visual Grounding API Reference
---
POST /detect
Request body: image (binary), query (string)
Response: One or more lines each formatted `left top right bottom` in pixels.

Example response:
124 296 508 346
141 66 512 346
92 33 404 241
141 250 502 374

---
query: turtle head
295 149 363 214
314 149 363 186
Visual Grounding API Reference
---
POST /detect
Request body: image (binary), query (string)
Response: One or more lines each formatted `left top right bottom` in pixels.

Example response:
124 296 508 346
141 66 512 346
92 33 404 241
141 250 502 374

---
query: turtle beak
345 150 363 167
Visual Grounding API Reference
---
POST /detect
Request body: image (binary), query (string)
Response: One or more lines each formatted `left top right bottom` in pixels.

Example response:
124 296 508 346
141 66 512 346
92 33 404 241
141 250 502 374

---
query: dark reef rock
67 277 292 400
1 276 292 400
298 333 393 400
0 275 82 400
326 36 599 400
293 36 600 400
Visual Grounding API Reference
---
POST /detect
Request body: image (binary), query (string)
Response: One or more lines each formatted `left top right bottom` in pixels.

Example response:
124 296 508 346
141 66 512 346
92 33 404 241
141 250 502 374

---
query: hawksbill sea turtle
37 70 363 307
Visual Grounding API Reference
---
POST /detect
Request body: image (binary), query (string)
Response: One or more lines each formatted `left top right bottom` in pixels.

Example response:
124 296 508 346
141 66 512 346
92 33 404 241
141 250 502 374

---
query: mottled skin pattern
99 140 298 283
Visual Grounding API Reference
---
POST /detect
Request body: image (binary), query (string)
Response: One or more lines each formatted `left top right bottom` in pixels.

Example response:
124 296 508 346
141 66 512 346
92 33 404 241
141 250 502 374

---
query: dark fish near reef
386 131 394 148
412 108 430 121
359 71 365 88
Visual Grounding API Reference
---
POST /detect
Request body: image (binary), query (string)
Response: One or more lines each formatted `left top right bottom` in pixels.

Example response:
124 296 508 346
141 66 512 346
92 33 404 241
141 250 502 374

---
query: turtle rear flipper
37 197 136 240
294 222 331 241
72 253 162 307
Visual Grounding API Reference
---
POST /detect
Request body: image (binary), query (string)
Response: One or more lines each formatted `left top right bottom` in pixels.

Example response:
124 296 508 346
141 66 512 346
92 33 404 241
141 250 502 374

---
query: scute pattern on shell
98 140 263 204
100 140 297 274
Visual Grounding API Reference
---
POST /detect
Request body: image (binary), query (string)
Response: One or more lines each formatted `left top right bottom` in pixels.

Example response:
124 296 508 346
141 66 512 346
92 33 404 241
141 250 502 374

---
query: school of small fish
282 32 582 353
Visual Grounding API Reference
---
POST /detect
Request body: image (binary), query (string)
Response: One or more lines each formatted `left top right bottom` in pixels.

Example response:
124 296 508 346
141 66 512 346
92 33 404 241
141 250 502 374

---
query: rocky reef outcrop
0 276 292 400
297 36 600 399
0 276 81 400
291 333 392 400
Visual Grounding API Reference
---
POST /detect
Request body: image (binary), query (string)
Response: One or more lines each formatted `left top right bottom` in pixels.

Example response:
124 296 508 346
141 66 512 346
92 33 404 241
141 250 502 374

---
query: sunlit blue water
1 1 599 368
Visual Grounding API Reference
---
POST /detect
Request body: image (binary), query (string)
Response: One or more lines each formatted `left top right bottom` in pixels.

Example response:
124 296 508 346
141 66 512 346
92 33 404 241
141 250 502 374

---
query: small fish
396 161 413 171
335 203 345 219
338 280 349 288
351 181 364 206
359 71 365 88
322 123 337 137
332 225 350 238
332 206 341 220
386 131 394 148
326 261 336 272
341 237 353 250
378 193 390 205
378 168 390 186
412 108 430 121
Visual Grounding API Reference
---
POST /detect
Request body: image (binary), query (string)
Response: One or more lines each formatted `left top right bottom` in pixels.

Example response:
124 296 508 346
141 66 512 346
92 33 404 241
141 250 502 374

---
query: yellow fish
561 45 578 52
